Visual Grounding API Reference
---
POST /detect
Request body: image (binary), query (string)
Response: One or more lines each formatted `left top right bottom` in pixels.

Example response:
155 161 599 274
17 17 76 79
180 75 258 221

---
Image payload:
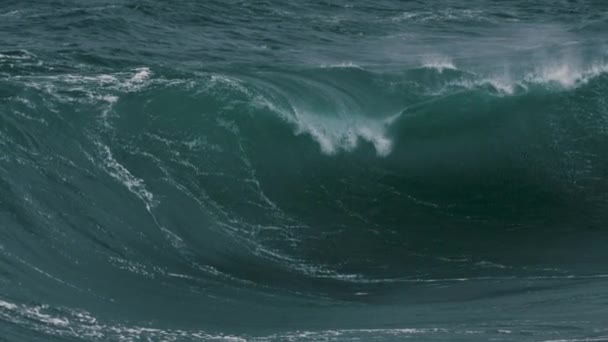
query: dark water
2 1 608 341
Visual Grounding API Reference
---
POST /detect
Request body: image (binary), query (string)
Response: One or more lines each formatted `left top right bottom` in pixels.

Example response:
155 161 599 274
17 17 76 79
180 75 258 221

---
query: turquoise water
1 1 608 341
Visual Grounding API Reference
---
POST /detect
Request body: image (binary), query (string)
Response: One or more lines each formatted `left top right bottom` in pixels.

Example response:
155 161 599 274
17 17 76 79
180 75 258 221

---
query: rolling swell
2 3 608 338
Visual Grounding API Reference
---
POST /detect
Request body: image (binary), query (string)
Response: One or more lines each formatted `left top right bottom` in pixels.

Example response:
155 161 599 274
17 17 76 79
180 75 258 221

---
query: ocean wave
3 2 608 341
2 54 608 285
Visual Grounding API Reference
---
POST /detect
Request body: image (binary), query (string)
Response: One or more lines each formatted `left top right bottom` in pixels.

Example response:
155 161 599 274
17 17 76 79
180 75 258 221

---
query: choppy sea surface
2 1 608 341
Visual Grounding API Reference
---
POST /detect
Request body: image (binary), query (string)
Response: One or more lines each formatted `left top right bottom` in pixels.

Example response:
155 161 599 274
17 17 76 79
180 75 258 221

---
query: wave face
2 1 608 341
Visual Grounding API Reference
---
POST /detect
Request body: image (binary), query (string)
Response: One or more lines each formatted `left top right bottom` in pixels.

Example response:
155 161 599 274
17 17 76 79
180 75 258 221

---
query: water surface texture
1 1 608 341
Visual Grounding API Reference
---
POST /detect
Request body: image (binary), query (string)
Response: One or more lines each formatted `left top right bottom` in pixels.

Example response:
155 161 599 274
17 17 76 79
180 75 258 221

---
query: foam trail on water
319 62 364 70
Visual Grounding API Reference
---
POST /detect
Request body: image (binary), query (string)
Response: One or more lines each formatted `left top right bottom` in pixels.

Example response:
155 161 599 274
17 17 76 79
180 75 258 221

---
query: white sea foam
0 297 601 341
290 108 393 156
14 67 154 131
96 143 157 210
0 299 18 310
390 9 488 23
92 94 119 127
0 298 246 341
22 305 70 327
422 56 457 73
260 328 451 341
208 74 251 96
129 67 150 83
108 256 166 278
12 110 47 124
18 67 151 96
476 260 509 269
122 67 152 91
319 62 364 69
254 92 394 157
0 10 21 17
526 62 608 87
450 61 608 94
479 77 519 95
0 50 36 60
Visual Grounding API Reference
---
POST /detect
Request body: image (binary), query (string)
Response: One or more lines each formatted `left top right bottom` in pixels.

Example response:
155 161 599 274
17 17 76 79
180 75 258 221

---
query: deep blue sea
1 1 608 341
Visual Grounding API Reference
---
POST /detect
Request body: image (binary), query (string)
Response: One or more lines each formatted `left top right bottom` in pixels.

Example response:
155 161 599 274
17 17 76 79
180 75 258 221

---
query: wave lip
288 108 393 156
421 56 457 73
